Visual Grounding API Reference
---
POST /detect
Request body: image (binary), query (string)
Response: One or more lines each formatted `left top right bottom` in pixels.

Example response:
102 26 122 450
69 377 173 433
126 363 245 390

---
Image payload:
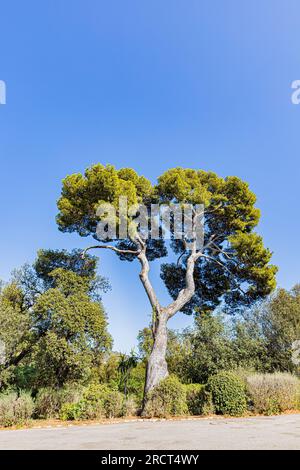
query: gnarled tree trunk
136 238 199 405
144 313 168 395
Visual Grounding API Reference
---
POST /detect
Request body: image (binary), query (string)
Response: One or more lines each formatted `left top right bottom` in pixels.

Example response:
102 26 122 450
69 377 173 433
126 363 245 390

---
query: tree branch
137 248 161 314
81 244 141 259
198 253 247 296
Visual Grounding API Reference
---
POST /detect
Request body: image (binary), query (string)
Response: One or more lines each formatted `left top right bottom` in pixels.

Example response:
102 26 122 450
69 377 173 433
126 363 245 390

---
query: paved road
0 414 299 450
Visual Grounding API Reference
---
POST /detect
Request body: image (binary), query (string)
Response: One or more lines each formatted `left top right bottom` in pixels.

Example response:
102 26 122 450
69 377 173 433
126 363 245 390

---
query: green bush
246 372 299 415
60 384 109 420
123 396 139 416
184 384 204 415
34 385 83 419
59 401 85 420
0 392 34 427
206 371 247 416
104 390 124 418
60 384 129 420
143 375 188 418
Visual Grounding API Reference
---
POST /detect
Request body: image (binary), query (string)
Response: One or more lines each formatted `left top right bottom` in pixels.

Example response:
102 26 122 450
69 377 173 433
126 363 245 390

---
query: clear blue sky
0 1 299 351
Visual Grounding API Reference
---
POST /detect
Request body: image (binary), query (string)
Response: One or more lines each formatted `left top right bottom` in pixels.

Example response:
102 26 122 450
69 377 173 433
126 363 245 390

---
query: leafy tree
181 313 236 383
0 250 111 389
230 314 268 372
236 286 300 373
0 283 32 388
12 249 110 307
57 164 277 396
30 269 112 387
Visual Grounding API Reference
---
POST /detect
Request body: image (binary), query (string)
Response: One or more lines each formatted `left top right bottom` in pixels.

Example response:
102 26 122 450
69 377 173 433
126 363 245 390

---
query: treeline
0 249 299 426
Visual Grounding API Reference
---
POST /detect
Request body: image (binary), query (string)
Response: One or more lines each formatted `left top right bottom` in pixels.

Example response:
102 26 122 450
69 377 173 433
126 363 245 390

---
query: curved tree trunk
137 243 198 407
144 314 168 395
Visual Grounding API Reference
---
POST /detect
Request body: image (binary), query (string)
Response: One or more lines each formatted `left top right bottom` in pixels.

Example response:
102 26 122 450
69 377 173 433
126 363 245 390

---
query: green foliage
180 313 236 383
157 169 277 313
124 362 145 402
260 286 300 373
57 165 277 315
123 396 139 416
60 384 108 420
118 350 139 397
104 390 124 418
206 371 247 416
184 384 205 415
34 385 83 419
34 249 98 284
59 384 128 420
0 392 34 427
57 164 153 236
230 285 300 375
29 268 112 388
143 375 188 418
246 373 299 415
0 250 111 391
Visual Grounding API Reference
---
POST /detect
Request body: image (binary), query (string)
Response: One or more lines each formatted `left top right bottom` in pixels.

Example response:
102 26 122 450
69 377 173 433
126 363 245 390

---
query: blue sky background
0 0 300 351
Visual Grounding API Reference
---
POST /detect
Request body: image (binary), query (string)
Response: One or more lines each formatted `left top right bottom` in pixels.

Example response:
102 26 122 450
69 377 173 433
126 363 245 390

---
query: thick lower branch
138 250 161 313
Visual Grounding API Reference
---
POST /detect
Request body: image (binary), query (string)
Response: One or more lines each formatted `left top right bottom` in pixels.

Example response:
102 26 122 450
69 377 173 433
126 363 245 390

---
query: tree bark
144 313 168 395
84 234 216 402
136 241 200 403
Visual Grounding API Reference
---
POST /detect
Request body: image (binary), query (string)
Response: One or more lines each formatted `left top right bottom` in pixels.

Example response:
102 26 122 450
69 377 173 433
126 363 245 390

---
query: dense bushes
59 384 136 420
143 375 188 418
206 371 248 416
184 384 204 415
1 370 299 427
0 392 34 427
246 372 299 415
34 385 83 419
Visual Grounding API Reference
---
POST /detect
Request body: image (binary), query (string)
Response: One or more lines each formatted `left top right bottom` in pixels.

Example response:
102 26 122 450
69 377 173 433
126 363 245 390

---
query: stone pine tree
56 165 277 396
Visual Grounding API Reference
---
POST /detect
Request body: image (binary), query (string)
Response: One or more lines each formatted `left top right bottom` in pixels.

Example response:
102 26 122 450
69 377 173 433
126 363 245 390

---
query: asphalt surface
0 414 299 450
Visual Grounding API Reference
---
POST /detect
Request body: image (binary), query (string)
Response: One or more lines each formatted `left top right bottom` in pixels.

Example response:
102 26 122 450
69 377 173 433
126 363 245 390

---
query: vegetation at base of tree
142 375 188 418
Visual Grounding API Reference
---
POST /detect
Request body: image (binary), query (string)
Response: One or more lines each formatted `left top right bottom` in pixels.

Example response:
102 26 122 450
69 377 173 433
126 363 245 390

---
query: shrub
60 384 109 420
0 392 34 427
123 396 139 417
198 388 215 415
59 384 128 420
206 371 247 416
143 375 188 418
104 390 124 418
34 385 83 419
59 402 85 420
246 372 299 415
184 384 204 415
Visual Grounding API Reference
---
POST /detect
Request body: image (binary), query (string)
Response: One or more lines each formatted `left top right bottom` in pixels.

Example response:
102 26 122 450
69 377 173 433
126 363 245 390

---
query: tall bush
34 385 83 419
246 372 299 415
0 392 34 427
143 375 188 418
206 371 247 416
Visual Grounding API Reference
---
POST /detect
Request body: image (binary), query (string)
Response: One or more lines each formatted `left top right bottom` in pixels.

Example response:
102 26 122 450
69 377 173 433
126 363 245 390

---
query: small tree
0 250 111 388
118 350 139 397
57 165 277 397
30 268 112 387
